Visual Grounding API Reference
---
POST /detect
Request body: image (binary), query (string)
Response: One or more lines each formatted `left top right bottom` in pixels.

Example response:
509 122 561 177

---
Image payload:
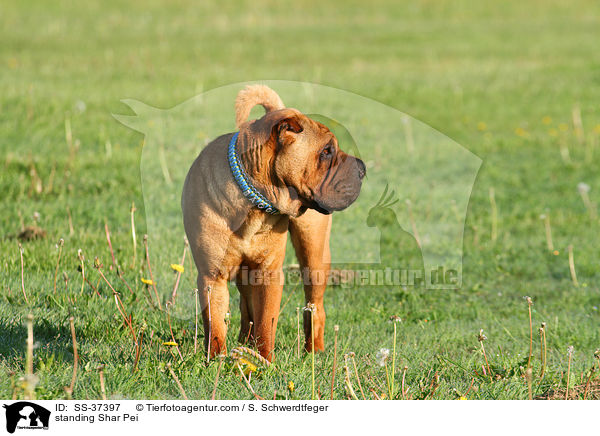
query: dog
182 85 365 361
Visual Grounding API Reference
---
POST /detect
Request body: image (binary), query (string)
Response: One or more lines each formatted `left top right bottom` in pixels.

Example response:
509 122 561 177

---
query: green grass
1 0 600 400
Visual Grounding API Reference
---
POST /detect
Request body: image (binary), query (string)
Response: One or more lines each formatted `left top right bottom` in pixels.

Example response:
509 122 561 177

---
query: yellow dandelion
230 346 270 375
288 381 295 392
542 116 552 125
239 358 258 375
553 250 560 256
558 123 569 132
162 341 178 346
170 264 184 273
594 124 600 134
477 122 487 131
141 278 155 285
458 396 468 400
515 127 528 138
548 128 558 137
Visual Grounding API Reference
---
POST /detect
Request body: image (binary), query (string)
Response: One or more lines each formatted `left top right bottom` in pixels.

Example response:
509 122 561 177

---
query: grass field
1 0 600 400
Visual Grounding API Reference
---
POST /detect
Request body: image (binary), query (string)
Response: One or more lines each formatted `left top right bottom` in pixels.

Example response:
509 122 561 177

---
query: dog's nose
356 158 366 179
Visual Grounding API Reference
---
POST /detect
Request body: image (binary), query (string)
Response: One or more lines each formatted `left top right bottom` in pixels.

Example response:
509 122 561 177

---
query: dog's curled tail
235 85 285 129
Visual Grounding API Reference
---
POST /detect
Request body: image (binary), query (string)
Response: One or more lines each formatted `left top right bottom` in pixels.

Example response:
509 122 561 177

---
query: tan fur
235 84 285 129
182 86 364 361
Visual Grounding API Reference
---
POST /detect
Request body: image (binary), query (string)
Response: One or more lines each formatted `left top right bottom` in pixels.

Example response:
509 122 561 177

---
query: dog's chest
231 212 289 266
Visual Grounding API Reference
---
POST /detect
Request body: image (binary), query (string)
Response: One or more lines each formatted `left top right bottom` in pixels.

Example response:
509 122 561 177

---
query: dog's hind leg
289 209 332 352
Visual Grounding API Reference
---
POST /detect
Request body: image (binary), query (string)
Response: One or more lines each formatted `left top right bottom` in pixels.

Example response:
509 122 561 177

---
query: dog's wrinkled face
271 112 366 214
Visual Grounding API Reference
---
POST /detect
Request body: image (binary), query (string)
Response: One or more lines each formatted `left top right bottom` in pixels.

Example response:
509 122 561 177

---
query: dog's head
239 108 366 216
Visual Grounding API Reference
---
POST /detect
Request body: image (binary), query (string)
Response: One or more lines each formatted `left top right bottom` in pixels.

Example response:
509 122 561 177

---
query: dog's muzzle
312 156 366 214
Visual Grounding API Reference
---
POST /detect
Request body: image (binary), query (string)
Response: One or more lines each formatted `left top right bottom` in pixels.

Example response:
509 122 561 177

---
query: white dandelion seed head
303 303 317 313
376 348 390 366
577 182 590 194
74 100 87 114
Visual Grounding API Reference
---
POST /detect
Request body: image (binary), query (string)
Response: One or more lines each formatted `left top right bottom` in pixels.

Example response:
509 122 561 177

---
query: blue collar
228 132 279 215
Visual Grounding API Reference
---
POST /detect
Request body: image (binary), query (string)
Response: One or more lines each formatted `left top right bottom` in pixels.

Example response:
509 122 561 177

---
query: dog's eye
320 145 333 160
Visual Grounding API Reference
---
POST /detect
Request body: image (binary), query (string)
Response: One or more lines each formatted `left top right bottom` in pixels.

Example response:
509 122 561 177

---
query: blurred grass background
1 0 599 399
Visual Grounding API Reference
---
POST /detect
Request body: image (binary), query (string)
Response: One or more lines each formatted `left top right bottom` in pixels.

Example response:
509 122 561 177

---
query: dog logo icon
3 402 50 433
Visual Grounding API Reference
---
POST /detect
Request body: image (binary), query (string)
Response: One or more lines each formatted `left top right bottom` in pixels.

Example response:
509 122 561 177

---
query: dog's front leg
197 274 230 358
250 268 284 362
235 278 254 344
289 210 332 353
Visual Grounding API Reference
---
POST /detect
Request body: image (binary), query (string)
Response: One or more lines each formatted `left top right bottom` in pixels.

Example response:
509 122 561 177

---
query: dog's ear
243 108 304 152
274 115 303 147
277 116 303 134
